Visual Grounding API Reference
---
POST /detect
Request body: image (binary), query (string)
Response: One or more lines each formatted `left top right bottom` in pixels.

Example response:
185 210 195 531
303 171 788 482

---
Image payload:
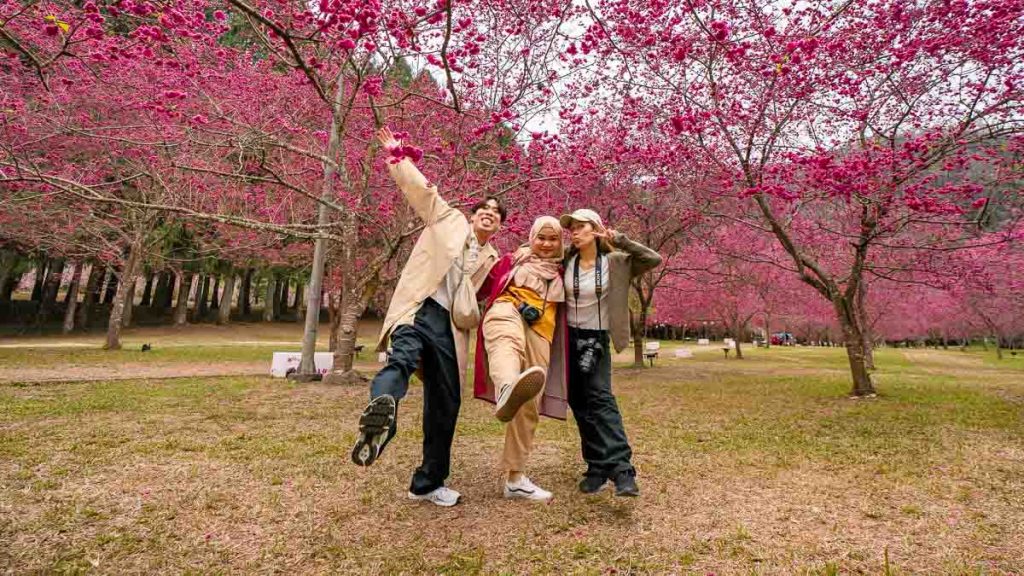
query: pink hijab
510 216 565 302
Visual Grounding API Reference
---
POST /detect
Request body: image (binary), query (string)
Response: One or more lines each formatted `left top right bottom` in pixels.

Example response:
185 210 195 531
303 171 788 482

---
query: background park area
1 318 1022 574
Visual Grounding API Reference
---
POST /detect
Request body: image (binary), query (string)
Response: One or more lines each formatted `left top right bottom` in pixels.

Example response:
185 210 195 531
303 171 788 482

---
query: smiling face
530 225 562 258
569 221 598 250
470 198 502 240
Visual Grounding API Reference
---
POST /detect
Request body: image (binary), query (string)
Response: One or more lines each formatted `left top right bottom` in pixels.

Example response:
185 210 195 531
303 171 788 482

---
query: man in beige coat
350 127 503 507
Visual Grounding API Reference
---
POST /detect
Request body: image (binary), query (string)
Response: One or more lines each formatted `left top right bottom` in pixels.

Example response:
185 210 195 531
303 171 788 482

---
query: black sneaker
351 395 396 467
612 469 639 497
578 474 607 494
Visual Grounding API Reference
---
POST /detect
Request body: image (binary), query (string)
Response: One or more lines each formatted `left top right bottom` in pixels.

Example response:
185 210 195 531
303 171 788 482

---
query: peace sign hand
593 227 619 246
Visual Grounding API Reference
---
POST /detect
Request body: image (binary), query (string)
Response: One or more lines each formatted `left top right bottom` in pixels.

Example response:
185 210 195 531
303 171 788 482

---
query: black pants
370 298 461 495
567 327 634 478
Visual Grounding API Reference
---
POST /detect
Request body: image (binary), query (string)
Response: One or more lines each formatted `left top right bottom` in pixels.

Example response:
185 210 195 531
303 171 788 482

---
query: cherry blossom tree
567 0 1024 395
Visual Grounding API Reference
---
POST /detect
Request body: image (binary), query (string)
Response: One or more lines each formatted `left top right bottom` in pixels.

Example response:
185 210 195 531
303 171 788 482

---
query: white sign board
270 352 334 378
697 338 710 346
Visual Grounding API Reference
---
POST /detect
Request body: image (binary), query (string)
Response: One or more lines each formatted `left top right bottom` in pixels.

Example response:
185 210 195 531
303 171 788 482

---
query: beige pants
482 300 551 473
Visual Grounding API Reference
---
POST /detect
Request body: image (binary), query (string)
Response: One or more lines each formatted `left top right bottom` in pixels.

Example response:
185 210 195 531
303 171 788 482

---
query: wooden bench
643 341 661 367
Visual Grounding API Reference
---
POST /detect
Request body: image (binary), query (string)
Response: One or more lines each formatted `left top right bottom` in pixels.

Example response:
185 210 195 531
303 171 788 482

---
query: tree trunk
733 320 745 360
327 292 341 352
240 268 253 315
0 249 18 303
272 274 283 319
151 271 170 309
972 308 1005 361
209 275 220 309
36 257 66 325
324 280 380 385
62 271 75 305
263 273 276 322
105 239 143 350
1 269 22 302
196 275 210 319
294 280 305 323
102 267 118 304
631 309 646 368
856 283 875 371
217 271 236 325
1 270 18 302
121 278 137 328
31 256 48 301
164 272 176 315
138 273 154 307
325 293 368 383
76 263 103 330
61 261 84 333
278 277 290 313
164 271 176 308
863 334 875 369
836 296 876 396
292 280 303 308
764 312 771 349
297 72 348 379
173 272 193 326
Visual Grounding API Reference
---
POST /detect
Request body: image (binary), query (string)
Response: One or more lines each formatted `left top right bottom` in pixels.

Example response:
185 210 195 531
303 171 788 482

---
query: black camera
576 337 604 374
517 302 542 324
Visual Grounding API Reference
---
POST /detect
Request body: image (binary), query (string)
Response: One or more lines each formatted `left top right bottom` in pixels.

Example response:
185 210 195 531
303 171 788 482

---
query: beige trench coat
376 158 499 386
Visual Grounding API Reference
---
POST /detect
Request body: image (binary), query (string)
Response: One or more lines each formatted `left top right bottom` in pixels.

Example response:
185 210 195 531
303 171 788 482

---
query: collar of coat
465 231 499 270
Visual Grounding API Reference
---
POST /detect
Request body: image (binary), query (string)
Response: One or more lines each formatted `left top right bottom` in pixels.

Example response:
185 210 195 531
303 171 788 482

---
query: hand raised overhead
376 126 401 150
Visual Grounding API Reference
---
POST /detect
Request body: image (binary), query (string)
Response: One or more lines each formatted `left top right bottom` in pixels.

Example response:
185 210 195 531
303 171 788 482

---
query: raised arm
607 230 663 277
377 127 455 225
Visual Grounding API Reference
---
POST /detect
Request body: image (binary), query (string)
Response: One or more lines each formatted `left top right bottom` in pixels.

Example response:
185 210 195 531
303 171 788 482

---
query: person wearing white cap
558 208 662 496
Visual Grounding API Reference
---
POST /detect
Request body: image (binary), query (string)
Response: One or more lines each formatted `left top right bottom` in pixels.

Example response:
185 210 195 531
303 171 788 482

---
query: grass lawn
1 340 1022 574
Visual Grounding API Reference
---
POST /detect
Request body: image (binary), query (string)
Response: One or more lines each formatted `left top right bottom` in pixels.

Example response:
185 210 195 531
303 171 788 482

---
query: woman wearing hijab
474 216 567 501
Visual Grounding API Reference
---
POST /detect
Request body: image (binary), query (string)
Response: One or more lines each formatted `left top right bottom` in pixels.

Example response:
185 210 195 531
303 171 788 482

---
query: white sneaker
408 486 461 507
495 366 546 422
504 476 553 501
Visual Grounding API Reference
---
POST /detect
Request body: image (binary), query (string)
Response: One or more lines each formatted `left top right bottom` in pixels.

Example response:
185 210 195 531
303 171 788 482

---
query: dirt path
0 361 383 384
0 321 383 347
0 362 268 384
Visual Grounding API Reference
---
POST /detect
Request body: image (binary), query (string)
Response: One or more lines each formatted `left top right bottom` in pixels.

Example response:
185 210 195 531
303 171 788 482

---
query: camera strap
540 278 551 315
573 252 603 331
